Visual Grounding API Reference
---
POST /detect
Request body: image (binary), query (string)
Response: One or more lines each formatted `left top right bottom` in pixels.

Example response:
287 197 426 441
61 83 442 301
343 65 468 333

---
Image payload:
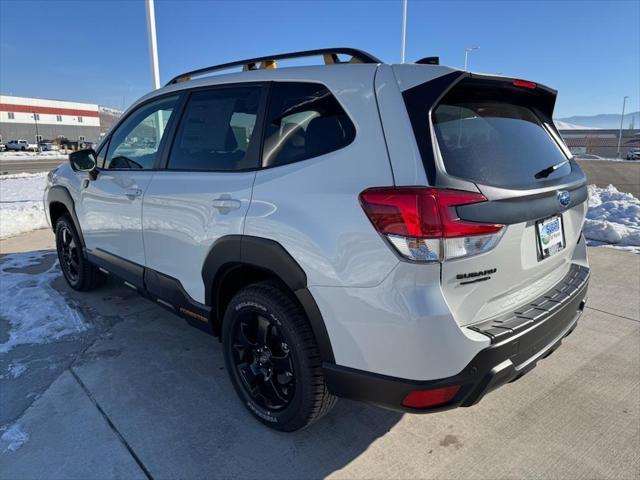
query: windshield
432 99 570 188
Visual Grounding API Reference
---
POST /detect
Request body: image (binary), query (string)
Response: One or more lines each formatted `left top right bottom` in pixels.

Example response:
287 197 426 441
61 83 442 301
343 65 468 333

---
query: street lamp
145 0 161 89
400 0 408 63
617 95 629 158
33 112 40 152
464 46 479 71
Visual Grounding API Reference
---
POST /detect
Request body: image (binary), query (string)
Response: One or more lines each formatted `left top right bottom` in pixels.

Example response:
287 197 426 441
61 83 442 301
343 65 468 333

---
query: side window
262 82 355 167
168 87 260 171
106 96 178 169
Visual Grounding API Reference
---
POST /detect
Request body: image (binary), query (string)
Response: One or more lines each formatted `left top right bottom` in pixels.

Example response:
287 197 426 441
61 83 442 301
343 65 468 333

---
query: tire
55 215 105 291
20 146 25 151
222 281 337 431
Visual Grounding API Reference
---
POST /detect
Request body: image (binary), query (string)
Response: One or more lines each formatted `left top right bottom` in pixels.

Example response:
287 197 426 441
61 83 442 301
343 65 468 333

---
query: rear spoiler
465 73 558 120
401 70 560 184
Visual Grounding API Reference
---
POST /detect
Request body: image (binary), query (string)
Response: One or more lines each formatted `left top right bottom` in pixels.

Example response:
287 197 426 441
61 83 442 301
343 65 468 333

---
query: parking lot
0 228 638 479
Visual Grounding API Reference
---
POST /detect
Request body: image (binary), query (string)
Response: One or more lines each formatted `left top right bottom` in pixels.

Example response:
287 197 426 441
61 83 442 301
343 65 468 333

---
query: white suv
45 48 590 431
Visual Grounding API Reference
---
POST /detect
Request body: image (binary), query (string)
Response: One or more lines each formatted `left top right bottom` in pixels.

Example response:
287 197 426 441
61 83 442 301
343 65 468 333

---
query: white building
0 95 101 144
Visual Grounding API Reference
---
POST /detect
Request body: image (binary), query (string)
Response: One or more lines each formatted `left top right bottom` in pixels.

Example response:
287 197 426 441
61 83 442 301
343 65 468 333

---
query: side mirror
69 149 98 179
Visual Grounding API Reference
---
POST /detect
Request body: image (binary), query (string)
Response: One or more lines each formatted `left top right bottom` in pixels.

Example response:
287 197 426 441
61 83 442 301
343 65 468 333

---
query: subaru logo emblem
557 190 570 207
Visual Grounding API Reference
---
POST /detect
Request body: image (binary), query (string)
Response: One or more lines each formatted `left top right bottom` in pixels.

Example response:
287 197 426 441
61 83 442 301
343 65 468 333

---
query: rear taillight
402 385 461 409
359 187 504 262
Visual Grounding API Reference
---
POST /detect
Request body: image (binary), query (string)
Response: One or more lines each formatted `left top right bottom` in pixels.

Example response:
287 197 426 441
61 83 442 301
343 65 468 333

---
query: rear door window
429 82 570 188
262 82 355 167
168 86 261 171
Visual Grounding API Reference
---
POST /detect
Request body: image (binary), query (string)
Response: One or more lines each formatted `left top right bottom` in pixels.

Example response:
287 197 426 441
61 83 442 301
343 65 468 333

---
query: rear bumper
324 265 589 413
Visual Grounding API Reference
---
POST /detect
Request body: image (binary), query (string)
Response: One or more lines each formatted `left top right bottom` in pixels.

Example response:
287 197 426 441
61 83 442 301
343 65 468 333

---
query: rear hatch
400 71 588 326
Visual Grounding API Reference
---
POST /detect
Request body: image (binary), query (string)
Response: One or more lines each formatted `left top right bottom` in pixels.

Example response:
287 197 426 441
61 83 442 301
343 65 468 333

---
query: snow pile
584 185 640 252
1 424 29 452
0 252 88 353
0 172 48 239
0 151 67 161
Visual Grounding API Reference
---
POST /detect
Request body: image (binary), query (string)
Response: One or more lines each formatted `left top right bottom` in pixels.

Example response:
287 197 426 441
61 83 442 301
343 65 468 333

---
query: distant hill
99 106 122 134
556 111 639 130
554 120 592 130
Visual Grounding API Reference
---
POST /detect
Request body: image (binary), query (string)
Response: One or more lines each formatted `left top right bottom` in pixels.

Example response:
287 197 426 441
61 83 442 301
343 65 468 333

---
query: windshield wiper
534 160 569 179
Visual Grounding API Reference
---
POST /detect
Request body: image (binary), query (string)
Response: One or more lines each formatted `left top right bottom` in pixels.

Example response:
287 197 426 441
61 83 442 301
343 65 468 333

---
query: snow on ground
0 424 29 452
0 252 88 354
584 185 640 253
0 172 48 239
0 151 68 161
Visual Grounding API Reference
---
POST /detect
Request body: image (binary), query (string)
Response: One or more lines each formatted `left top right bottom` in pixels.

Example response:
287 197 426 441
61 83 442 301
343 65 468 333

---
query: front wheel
55 215 105 291
222 281 336 431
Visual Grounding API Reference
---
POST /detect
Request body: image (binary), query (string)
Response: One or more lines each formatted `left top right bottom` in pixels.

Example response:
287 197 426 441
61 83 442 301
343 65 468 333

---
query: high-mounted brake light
513 79 537 89
359 187 504 262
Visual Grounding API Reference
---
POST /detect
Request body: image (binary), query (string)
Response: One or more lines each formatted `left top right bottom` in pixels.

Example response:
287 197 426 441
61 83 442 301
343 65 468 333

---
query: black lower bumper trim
324 268 589 413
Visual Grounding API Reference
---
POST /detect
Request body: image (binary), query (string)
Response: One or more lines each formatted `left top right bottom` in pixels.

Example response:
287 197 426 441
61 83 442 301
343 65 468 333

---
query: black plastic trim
86 248 212 332
46 185 86 249
201 235 335 363
324 267 589 413
458 177 588 225
88 248 144 290
401 71 465 184
144 268 212 333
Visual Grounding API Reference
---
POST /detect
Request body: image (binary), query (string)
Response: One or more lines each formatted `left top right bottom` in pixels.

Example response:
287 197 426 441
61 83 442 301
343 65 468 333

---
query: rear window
431 84 570 188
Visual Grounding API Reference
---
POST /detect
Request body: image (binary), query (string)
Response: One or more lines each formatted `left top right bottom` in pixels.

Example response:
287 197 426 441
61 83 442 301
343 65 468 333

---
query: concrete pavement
576 159 640 197
1 230 639 479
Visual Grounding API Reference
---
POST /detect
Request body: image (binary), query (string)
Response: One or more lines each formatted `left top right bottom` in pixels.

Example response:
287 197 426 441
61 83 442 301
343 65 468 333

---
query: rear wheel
222 281 336 431
55 215 104 291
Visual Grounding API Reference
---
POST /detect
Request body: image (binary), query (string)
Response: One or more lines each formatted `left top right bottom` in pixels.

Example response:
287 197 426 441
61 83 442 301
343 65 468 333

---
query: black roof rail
165 48 382 86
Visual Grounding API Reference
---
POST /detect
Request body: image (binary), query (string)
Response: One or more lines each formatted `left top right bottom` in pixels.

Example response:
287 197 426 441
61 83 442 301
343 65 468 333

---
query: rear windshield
432 90 570 188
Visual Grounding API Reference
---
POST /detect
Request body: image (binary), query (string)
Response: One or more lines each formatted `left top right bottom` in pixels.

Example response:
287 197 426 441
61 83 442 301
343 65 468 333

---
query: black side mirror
69 149 98 179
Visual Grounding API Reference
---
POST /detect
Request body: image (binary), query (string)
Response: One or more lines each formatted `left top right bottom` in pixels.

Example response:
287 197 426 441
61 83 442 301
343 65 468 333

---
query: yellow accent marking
179 307 208 322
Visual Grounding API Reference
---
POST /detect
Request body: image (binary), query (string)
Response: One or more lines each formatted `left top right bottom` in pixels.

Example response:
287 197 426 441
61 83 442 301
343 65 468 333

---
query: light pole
464 46 479 71
33 112 40 151
145 0 161 90
617 95 629 158
400 0 408 63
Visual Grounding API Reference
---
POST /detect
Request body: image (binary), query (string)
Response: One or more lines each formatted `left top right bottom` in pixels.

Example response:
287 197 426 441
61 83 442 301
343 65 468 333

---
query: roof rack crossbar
165 48 381 86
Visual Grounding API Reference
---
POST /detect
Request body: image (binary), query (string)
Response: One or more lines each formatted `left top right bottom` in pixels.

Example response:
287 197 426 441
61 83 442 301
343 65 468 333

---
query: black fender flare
47 185 86 249
202 235 335 364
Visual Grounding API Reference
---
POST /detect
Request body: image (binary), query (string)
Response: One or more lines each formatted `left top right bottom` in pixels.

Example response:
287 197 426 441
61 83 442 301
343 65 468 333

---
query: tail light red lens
359 187 502 238
359 187 504 262
402 385 461 409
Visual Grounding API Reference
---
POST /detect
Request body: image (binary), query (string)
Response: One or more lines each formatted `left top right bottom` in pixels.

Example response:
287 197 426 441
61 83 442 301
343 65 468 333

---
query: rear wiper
534 160 569 179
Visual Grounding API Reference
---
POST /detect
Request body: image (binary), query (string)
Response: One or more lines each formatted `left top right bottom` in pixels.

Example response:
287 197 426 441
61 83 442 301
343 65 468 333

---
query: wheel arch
47 185 85 249
203 235 335 364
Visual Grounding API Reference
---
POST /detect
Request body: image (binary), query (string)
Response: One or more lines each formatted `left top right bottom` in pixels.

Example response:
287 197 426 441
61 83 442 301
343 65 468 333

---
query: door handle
211 198 242 211
124 188 143 200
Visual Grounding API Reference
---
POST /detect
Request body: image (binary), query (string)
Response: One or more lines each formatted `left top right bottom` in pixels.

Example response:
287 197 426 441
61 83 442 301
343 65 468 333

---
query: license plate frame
536 214 566 260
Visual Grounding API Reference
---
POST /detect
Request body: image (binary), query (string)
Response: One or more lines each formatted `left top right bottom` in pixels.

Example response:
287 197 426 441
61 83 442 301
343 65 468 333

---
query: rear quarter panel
244 66 398 287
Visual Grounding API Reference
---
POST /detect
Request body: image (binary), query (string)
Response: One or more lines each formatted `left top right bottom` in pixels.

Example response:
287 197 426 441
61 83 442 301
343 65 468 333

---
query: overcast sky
0 0 638 117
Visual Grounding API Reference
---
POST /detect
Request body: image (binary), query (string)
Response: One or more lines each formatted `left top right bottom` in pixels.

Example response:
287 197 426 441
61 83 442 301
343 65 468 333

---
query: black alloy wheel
222 281 336 431
55 215 105 291
58 224 80 284
231 310 296 411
